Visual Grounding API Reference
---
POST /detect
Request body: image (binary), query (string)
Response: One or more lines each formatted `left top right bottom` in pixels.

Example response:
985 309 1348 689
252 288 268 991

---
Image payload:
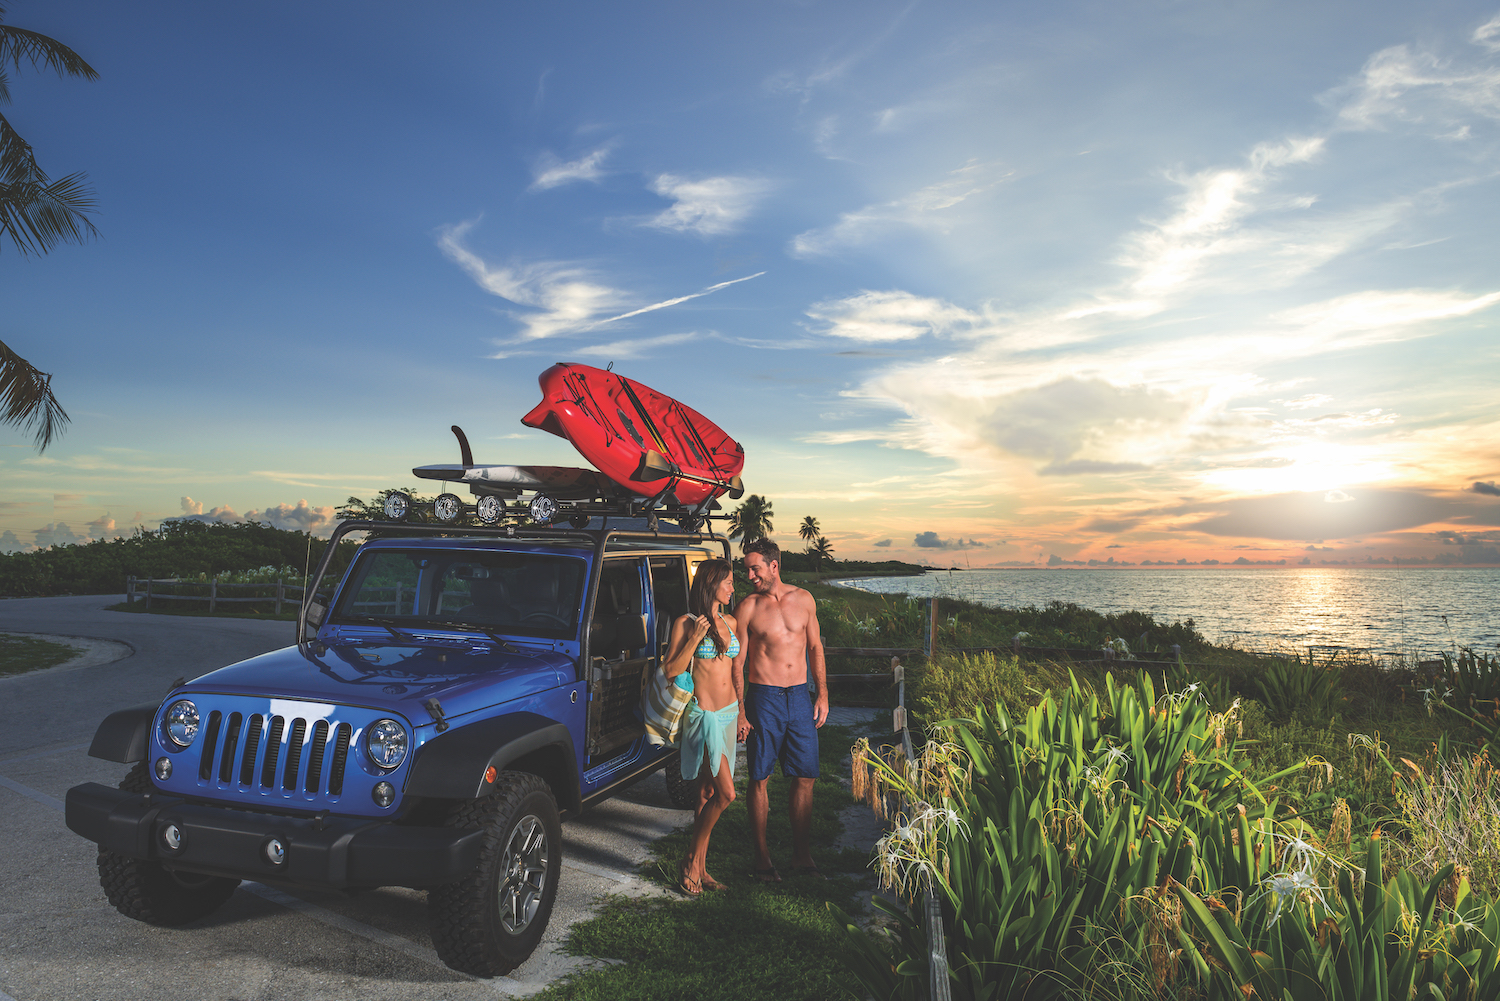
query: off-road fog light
264 837 286 865
476 494 505 524
154 756 172 780
383 492 411 521
161 823 182 852
372 781 396 808
529 492 557 525
434 492 463 523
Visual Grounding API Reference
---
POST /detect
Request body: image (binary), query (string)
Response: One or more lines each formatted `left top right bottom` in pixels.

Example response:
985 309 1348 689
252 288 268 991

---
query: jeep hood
181 639 575 725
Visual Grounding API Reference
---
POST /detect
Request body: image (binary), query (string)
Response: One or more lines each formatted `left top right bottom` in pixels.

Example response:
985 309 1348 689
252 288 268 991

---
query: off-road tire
663 762 698 809
96 762 240 926
428 772 562 977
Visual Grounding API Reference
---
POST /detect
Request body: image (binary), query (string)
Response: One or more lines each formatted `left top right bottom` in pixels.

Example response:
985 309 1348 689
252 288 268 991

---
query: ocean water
832 567 1500 660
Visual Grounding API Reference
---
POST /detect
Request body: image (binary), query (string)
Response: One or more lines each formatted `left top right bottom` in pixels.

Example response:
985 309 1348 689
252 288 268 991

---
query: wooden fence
125 576 311 615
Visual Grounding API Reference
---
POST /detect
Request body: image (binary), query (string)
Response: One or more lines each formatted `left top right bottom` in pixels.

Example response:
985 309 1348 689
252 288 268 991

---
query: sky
3 0 1499 568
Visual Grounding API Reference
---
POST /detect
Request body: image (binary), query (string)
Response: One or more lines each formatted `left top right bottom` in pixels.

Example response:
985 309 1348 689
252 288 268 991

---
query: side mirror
301 593 332 641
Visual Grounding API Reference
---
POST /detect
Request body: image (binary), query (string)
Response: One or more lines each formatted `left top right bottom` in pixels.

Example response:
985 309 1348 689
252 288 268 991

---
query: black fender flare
88 702 159 763
404 712 580 812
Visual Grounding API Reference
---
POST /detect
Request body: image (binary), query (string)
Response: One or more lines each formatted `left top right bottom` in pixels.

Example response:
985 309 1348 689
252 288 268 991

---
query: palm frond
0 22 100 105
0 338 70 452
0 110 97 254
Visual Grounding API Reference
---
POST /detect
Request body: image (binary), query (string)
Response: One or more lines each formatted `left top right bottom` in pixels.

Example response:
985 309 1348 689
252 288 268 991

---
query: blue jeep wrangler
66 513 727 976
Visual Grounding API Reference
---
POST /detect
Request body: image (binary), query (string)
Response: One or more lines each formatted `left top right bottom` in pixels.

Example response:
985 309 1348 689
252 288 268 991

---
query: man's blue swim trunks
745 681 820 781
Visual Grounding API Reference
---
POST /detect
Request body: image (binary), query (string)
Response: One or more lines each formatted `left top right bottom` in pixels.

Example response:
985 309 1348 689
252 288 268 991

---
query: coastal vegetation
0 520 354 598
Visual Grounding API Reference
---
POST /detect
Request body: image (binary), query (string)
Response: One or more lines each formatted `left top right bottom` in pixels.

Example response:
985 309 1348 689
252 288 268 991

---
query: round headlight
529 492 558 525
383 492 411 521
365 719 408 769
434 492 463 523
163 700 199 748
476 494 505 525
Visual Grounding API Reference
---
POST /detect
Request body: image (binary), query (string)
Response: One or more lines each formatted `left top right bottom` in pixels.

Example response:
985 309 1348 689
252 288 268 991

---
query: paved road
0 597 693 1000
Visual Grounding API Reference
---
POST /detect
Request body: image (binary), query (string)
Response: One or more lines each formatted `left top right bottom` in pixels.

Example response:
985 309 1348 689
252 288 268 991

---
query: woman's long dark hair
688 559 733 657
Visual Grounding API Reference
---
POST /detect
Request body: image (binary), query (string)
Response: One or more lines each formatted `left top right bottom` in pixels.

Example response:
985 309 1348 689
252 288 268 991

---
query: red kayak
521 363 744 507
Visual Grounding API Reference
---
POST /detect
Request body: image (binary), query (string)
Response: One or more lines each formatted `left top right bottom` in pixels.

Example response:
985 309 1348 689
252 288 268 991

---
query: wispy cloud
790 160 1008 256
1327 38 1500 129
439 219 629 341
645 175 771 236
439 219 766 342
805 290 977 341
529 145 612 191
573 332 699 360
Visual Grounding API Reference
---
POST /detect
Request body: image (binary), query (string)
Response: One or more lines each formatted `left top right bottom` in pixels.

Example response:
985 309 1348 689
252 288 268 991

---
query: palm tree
1 10 98 452
809 536 835 572
798 516 820 546
0 339 67 450
727 495 774 552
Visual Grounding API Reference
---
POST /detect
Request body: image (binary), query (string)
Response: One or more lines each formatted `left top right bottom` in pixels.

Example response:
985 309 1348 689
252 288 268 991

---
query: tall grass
839 670 1500 999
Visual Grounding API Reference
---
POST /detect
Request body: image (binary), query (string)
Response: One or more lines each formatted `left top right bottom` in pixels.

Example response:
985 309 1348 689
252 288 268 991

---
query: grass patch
538 724 872 1001
0 632 80 676
105 601 299 621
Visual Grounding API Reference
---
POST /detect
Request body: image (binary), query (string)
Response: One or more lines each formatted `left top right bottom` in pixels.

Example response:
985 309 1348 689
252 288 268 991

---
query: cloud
172 504 245 525
1040 459 1151 477
1119 138 1326 296
1272 289 1500 349
645 175 770 236
87 514 117 537
1278 394 1334 410
243 500 338 535
1184 487 1497 541
529 146 611 191
34 523 84 548
790 161 1007 256
573 332 699 360
913 531 987 549
0 530 26 554
440 220 764 342
1331 42 1500 130
873 538 892 547
1477 15 1500 53
180 496 203 516
805 290 977 342
1476 481 1500 496
439 220 631 341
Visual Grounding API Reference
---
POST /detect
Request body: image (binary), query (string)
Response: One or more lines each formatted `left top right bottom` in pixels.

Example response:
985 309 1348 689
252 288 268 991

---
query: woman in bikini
662 558 740 896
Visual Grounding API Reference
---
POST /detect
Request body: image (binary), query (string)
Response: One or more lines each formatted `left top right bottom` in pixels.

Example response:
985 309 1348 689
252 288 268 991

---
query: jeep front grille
197 710 359 798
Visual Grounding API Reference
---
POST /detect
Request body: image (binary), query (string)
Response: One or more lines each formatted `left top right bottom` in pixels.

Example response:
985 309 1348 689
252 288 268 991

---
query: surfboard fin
451 425 474 467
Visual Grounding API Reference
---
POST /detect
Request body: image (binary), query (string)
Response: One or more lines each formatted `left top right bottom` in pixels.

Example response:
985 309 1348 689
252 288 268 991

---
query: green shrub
1255 656 1342 723
911 650 1031 723
1388 752 1500 902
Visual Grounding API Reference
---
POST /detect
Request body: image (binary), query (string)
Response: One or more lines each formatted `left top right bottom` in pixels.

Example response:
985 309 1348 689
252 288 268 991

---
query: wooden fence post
209 577 216 615
923 597 939 658
126 576 135 606
145 579 153 610
275 578 284 615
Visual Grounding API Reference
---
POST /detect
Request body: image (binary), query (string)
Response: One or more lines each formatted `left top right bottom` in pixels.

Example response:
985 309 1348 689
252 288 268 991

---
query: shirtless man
731 538 828 882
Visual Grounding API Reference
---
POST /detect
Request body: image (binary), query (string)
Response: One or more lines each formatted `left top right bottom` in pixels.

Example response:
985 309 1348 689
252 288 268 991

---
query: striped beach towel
642 664 692 747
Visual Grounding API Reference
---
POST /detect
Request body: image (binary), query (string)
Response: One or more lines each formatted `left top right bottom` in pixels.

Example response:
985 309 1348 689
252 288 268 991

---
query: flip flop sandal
752 866 782 884
678 873 702 897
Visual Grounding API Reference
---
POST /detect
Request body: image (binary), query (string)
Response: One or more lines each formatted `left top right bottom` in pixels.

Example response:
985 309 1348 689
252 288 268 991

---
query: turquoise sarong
681 699 739 781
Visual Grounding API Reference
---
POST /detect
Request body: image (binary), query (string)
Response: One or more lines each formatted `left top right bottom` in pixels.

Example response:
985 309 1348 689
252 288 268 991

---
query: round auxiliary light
161 823 182 852
154 756 173 781
163 700 199 748
383 491 411 521
264 837 286 865
475 494 505 525
433 492 463 523
529 492 558 525
364 719 409 769
372 781 396 808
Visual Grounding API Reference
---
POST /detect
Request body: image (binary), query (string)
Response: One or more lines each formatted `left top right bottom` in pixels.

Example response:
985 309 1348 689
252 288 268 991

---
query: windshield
330 548 587 640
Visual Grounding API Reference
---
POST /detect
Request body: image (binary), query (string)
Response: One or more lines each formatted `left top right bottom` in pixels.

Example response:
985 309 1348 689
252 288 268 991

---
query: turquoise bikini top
693 610 740 660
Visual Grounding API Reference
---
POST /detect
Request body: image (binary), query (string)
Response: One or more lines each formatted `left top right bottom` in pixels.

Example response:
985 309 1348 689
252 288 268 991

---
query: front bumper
65 782 483 889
